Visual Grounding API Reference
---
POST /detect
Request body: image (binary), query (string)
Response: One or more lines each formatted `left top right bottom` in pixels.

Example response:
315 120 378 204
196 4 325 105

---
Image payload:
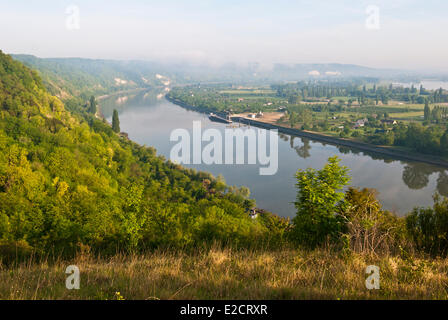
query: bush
0 240 33 264
406 194 448 255
342 187 406 254
291 156 350 247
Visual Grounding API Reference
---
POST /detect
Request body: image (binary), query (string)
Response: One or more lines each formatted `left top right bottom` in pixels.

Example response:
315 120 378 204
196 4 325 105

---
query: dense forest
0 51 288 257
11 54 186 101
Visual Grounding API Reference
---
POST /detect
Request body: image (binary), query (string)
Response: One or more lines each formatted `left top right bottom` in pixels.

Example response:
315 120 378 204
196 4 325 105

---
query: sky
1 0 448 71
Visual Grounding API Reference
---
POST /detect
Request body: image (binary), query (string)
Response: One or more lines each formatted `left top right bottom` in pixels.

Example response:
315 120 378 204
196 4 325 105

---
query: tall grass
1 244 448 300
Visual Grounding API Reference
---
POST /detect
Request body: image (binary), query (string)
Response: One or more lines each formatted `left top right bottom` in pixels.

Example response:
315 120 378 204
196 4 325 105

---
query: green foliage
89 96 97 114
342 187 406 253
292 156 351 247
406 194 448 255
11 54 156 99
424 100 431 121
0 240 33 264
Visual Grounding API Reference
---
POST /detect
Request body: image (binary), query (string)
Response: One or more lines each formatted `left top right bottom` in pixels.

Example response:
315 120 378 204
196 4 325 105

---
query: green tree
288 94 299 104
432 106 442 123
424 100 431 121
112 109 120 133
289 111 297 128
292 156 351 246
441 130 448 155
89 96 97 114
406 194 448 255
299 109 312 130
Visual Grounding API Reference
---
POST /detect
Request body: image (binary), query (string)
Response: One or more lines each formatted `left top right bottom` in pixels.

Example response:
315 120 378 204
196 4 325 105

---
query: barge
208 113 233 124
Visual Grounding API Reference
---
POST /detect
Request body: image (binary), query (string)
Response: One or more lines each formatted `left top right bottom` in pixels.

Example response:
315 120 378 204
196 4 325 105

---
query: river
102 90 448 218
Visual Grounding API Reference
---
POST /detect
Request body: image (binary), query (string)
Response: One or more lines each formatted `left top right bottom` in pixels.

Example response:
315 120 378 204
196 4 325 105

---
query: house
381 119 397 125
353 118 368 129
119 132 129 139
249 208 258 219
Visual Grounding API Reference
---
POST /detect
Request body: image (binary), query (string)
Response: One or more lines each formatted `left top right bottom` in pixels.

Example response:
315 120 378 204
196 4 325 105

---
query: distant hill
11 54 423 96
11 54 180 100
269 63 408 79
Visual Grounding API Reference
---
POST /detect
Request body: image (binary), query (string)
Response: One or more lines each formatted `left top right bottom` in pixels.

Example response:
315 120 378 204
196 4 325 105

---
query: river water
102 90 448 218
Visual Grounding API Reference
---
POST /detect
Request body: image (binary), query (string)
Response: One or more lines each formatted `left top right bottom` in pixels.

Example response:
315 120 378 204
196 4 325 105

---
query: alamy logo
365 265 380 290
65 5 80 31
65 265 80 290
365 5 380 30
170 121 278 175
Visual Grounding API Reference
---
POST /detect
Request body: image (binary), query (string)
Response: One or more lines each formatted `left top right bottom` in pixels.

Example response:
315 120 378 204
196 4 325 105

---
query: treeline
366 122 448 155
167 86 278 114
273 81 448 105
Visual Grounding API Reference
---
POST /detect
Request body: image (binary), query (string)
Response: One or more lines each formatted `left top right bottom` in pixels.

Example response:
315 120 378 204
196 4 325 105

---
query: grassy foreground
2 246 448 300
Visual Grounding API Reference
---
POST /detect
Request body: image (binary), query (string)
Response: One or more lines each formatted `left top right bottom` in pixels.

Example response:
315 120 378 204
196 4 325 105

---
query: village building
381 119 398 125
249 208 258 219
353 118 368 129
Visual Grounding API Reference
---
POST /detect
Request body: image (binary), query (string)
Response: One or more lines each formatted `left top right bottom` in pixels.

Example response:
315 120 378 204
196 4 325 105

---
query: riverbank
234 117 448 169
166 95 448 169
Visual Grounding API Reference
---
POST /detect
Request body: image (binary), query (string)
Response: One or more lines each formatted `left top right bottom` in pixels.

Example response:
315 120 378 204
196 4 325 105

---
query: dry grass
1 246 448 300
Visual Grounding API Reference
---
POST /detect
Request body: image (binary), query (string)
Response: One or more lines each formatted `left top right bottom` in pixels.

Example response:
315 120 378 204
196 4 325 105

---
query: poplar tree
424 100 431 121
89 96 97 114
112 109 120 133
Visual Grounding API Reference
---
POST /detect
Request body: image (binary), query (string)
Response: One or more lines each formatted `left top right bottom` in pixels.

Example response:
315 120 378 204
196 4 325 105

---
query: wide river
102 90 448 218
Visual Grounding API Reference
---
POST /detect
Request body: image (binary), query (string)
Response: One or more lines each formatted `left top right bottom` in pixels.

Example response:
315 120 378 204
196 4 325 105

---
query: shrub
291 156 350 247
0 240 33 264
406 194 448 255
342 187 406 255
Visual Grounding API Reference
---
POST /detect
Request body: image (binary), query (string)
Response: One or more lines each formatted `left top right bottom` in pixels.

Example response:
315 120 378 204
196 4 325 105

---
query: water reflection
402 164 433 190
100 88 162 116
437 172 448 197
284 134 448 199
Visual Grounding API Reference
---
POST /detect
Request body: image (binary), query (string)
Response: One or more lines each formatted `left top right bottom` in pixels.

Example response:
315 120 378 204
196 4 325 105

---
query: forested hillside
11 54 181 100
0 51 286 257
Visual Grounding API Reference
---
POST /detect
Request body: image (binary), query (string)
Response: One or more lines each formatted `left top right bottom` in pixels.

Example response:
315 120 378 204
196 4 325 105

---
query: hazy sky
1 0 447 71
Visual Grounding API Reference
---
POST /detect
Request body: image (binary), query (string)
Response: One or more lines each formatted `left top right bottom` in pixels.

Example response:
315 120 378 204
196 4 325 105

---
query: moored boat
208 113 233 124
